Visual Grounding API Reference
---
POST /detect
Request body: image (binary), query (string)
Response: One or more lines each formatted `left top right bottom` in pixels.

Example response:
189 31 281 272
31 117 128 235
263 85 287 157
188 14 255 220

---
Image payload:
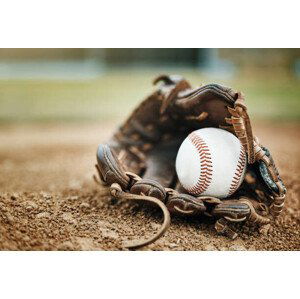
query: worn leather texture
95 74 287 247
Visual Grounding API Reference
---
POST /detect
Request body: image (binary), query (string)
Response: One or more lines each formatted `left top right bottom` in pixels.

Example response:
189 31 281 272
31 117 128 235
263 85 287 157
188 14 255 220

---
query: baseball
176 128 247 198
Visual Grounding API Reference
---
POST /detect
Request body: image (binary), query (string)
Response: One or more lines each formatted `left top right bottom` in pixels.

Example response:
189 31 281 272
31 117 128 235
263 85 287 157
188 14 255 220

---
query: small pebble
150 222 161 230
168 243 179 249
25 201 38 211
203 244 218 251
80 202 90 210
229 244 247 251
36 212 50 219
11 193 19 200
23 235 30 242
259 224 271 236
40 192 52 200
6 214 14 224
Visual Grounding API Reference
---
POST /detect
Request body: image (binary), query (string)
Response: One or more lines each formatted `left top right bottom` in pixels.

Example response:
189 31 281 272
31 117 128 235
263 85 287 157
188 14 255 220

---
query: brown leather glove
95 75 286 249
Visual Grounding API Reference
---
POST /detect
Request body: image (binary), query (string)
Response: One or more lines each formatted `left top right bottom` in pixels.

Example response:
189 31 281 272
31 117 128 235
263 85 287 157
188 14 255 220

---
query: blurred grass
0 68 299 123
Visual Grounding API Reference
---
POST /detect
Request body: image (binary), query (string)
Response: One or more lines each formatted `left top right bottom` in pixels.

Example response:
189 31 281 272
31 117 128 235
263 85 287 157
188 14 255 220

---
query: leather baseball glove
94 75 286 249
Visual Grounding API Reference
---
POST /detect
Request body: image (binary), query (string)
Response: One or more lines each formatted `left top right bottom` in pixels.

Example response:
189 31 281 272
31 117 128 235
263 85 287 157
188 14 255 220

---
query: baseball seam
186 132 213 195
227 145 246 197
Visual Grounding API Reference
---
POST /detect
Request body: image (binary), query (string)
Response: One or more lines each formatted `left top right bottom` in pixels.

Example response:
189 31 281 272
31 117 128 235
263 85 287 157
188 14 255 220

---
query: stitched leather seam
186 132 213 195
227 145 246 196
103 146 128 187
133 180 166 198
183 85 235 104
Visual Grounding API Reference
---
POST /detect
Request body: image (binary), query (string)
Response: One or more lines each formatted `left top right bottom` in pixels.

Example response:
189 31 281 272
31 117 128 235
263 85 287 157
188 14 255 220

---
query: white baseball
176 128 247 198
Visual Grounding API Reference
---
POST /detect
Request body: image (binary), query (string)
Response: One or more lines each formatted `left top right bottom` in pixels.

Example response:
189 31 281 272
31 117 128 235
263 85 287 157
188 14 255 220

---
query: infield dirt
0 121 299 250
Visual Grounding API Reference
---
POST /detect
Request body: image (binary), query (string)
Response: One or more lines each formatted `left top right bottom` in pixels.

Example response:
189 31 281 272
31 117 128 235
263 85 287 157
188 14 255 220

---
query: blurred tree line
0 48 299 72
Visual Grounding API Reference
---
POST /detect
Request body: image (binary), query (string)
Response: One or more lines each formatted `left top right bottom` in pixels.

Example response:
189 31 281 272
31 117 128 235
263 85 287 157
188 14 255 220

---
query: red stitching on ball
185 132 213 195
227 145 247 196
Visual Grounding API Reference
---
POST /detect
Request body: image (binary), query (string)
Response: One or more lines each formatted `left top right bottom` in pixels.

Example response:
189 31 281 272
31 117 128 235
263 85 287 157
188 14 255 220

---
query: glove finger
129 148 176 202
172 84 237 128
142 149 177 188
96 144 130 190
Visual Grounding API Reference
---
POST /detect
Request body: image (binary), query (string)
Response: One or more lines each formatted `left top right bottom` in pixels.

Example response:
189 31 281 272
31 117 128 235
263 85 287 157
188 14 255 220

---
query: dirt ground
0 121 299 250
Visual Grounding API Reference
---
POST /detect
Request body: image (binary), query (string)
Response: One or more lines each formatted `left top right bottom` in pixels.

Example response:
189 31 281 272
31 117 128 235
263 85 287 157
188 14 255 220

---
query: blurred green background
0 49 299 123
